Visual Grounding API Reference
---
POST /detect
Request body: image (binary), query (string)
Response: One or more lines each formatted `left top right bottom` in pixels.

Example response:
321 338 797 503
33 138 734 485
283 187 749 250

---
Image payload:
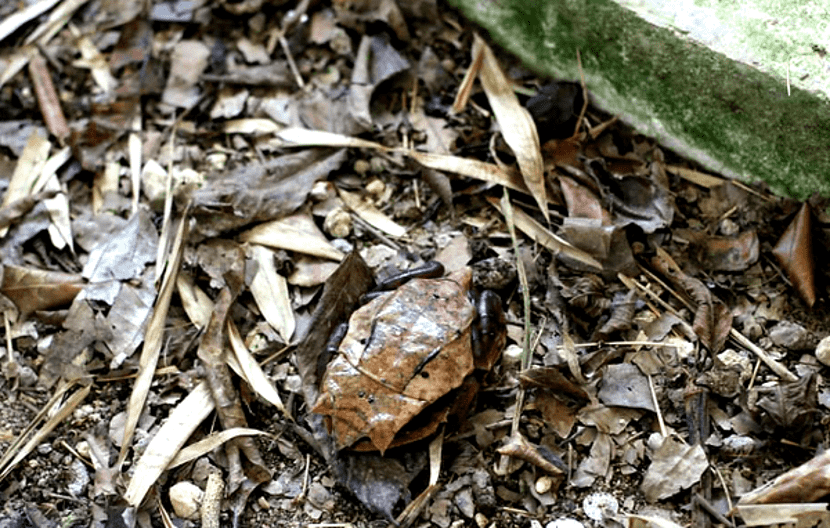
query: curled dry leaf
772 202 815 308
651 247 731 353
497 433 565 476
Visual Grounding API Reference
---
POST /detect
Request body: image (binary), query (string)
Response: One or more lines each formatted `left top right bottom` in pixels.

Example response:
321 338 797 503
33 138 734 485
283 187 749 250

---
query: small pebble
535 475 553 494
169 481 203 519
769 321 810 350
816 336 830 366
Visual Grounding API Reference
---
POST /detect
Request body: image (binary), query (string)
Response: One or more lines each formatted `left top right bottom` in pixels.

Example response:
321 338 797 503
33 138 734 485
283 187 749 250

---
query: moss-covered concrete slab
448 0 830 199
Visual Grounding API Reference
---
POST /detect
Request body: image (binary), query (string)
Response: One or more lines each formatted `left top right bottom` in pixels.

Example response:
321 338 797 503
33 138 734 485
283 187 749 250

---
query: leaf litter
0 1 830 527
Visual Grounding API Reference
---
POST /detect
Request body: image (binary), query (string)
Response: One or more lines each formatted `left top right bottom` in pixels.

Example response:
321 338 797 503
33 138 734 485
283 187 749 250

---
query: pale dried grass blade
124 382 214 506
129 116 141 214
488 197 602 270
241 213 344 261
169 427 269 469
35 147 73 250
663 165 725 189
118 213 188 467
223 118 283 135
736 504 830 527
474 34 547 221
407 150 529 194
0 382 90 481
249 244 295 342
338 188 407 238
276 128 533 196
227 321 286 413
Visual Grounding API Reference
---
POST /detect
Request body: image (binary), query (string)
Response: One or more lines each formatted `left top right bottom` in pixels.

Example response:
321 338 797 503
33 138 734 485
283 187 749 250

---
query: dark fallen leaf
772 202 816 308
295 250 374 407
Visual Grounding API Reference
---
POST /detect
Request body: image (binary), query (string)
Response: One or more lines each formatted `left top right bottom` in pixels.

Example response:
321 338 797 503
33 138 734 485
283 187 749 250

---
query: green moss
448 0 830 199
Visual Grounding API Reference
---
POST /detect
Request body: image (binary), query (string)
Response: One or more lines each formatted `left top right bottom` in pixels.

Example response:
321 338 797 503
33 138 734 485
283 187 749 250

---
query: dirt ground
1 1 829 527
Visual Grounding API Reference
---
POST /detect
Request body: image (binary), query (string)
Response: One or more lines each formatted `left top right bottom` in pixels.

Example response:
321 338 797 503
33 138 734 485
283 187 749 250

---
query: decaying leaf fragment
772 202 816 308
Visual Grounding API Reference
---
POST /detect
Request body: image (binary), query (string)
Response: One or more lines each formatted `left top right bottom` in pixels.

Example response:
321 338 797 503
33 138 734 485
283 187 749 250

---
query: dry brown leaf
1 265 83 316
772 202 815 308
474 34 547 221
641 434 708 502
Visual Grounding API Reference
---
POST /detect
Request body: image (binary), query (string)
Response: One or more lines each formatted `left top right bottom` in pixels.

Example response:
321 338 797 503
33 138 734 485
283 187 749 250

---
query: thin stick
572 49 589 138
648 374 668 438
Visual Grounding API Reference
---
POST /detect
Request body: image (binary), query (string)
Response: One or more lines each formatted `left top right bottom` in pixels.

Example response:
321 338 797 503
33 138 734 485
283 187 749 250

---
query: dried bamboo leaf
168 427 269 469
275 127 531 194
249 244 295 342
474 34 547 221
227 320 286 414
124 382 214 505
118 213 187 466
338 188 406 238
1 129 50 237
240 213 344 261
488 196 602 270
